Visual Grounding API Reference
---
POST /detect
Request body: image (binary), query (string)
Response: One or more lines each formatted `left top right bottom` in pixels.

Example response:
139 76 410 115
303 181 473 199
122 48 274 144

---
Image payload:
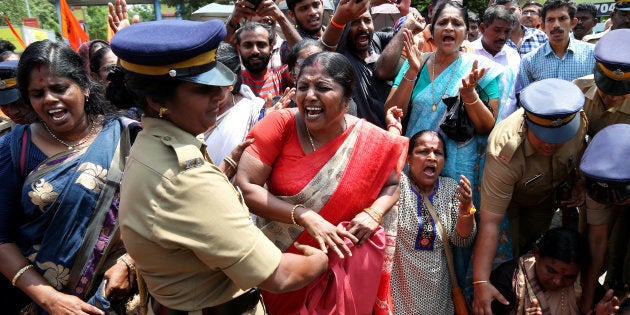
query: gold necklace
431 52 460 111
305 116 347 152
43 121 98 150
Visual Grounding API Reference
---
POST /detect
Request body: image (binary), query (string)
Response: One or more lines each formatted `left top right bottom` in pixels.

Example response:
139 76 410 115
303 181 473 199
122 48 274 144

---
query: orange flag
59 0 89 51
1 13 26 49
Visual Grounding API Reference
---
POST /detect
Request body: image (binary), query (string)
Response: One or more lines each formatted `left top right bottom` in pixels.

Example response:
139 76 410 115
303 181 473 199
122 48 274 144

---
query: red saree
246 110 408 314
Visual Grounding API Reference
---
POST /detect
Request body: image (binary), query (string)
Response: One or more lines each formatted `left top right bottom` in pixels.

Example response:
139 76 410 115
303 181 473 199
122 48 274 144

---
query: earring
229 86 234 92
85 94 90 104
159 107 168 118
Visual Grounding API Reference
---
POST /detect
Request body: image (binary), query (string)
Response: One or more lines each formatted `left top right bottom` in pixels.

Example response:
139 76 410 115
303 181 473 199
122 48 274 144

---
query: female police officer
107 19 328 314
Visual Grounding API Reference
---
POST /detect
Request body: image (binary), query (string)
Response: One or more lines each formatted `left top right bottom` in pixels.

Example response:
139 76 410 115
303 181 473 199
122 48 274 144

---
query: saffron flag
1 13 26 49
60 0 89 51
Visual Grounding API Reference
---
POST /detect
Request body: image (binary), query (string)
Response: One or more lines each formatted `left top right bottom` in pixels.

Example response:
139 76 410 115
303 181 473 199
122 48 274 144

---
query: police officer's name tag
184 158 204 170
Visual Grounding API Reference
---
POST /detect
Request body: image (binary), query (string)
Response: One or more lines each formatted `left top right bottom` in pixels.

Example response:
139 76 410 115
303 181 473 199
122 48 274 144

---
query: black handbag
439 95 475 142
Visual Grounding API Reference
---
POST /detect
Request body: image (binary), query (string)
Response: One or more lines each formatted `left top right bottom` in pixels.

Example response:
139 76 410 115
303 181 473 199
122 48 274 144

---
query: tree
159 0 215 20
128 4 156 23
0 0 59 38
85 5 109 40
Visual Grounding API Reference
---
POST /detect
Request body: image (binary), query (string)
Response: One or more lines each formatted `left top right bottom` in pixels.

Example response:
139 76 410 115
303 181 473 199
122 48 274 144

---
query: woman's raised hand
460 59 486 97
455 175 473 215
403 29 423 73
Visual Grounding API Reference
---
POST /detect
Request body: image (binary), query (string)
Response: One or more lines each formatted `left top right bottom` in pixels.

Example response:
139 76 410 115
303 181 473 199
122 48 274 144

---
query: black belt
151 288 260 315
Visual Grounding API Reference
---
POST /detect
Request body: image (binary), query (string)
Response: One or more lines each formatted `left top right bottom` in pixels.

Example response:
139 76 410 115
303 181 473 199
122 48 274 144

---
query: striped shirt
518 38 595 89
241 65 291 99
506 25 548 57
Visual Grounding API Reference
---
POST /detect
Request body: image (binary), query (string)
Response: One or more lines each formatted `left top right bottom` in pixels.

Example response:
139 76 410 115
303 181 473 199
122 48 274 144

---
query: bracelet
117 254 135 272
12 265 33 286
223 156 238 170
318 38 337 50
402 73 416 82
387 123 402 134
463 98 480 106
330 16 345 29
291 204 305 227
363 207 383 224
473 280 490 285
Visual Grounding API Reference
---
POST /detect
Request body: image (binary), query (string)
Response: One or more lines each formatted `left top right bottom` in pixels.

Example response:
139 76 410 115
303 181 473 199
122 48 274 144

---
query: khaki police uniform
582 28 608 45
481 108 588 256
119 117 281 313
574 75 630 137
0 115 13 136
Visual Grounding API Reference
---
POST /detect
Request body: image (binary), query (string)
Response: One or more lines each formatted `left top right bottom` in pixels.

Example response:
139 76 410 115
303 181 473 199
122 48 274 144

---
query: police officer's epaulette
159 135 205 171
492 122 526 163
497 137 520 163
572 74 595 93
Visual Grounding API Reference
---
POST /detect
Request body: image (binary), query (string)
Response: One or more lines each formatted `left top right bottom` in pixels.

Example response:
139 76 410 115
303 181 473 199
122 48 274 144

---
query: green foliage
129 4 156 22
0 0 60 38
409 0 490 19
85 5 109 40
159 0 215 19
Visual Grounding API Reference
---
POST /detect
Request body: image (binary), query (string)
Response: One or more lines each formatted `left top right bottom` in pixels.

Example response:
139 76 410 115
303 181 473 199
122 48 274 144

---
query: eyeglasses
522 10 539 16
99 64 117 73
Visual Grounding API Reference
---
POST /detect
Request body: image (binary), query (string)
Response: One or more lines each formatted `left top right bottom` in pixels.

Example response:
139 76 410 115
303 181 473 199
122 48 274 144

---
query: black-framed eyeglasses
99 64 117 73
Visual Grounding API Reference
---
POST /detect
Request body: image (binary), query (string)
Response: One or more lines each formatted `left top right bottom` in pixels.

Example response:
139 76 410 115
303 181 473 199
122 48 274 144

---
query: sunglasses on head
585 177 630 205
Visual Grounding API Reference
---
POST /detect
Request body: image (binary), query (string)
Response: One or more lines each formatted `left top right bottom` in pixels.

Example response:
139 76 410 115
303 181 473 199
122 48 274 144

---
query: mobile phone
247 0 263 9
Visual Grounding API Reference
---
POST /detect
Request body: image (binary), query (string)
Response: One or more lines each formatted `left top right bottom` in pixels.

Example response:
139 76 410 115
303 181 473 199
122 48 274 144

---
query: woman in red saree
236 52 408 314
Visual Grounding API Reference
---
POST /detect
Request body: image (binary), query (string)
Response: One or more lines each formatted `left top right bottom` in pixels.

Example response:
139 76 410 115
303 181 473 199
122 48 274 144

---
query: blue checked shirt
506 25 548 57
518 38 595 89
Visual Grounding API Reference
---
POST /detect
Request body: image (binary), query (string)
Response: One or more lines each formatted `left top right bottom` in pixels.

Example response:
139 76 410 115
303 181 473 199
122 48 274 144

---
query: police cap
0 60 20 106
110 19 236 87
594 29 630 96
521 78 584 144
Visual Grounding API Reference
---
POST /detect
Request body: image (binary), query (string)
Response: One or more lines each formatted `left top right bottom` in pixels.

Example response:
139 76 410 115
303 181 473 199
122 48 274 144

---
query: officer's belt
151 287 260 315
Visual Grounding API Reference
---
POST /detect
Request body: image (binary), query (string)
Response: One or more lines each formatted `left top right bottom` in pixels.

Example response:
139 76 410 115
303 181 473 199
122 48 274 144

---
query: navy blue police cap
593 29 630 96
615 0 630 11
520 78 584 144
0 60 20 105
110 19 235 87
580 124 630 204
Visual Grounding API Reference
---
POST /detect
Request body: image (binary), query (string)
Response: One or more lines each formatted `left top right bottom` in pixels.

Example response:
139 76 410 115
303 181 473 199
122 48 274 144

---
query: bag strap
402 52 433 134
421 195 459 289
20 128 28 177
65 119 139 295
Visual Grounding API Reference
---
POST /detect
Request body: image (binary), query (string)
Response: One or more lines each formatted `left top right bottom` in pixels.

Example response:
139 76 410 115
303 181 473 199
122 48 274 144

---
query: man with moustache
470 5 520 120
583 0 630 44
318 0 395 128
520 1 543 30
573 3 599 40
279 0 326 64
237 22 291 99
471 79 588 315
496 0 547 57
519 0 595 88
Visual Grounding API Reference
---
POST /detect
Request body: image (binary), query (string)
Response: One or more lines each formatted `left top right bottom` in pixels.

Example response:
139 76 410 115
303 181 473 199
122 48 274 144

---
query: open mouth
356 33 370 46
423 165 437 177
305 106 323 120
308 17 320 28
48 108 68 121
442 35 456 43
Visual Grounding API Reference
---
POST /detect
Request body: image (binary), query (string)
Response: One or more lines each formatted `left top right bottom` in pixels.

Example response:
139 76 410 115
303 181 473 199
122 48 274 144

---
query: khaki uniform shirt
481 109 588 252
120 117 282 311
0 115 13 136
574 75 630 137
582 28 609 45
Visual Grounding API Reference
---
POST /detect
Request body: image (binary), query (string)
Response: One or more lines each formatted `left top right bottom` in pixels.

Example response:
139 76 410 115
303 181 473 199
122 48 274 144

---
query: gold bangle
291 204 305 227
363 207 383 223
463 98 480 106
12 265 33 286
223 156 237 170
473 280 490 285
330 16 345 29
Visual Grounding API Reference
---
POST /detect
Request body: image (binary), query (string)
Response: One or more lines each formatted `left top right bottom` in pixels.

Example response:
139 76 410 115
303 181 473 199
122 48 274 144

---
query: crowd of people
0 0 628 313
